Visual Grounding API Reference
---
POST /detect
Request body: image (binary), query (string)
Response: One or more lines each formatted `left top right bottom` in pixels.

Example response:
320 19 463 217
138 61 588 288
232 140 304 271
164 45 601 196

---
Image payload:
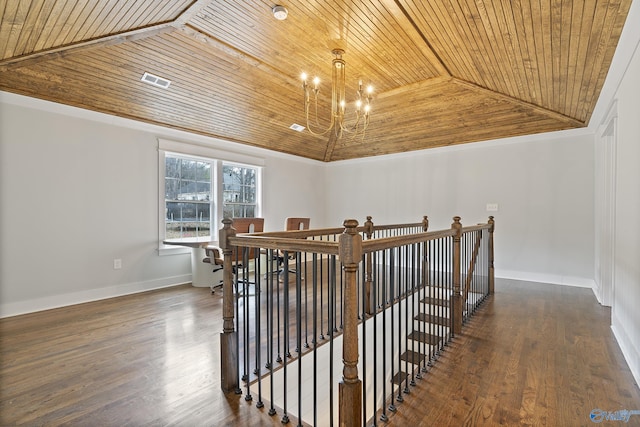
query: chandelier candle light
301 49 373 139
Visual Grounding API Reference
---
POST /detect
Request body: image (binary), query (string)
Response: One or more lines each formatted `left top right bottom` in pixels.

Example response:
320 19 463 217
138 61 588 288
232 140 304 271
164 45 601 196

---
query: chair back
285 217 310 231
204 245 224 266
231 217 264 263
232 217 264 234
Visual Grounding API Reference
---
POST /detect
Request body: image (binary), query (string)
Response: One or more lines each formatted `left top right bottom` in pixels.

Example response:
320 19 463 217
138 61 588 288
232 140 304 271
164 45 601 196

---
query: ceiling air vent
290 123 305 132
141 72 171 89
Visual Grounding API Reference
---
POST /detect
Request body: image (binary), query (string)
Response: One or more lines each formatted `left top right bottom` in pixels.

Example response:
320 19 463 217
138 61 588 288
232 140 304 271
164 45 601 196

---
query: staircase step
422 281 451 289
407 331 443 346
391 371 409 385
399 350 426 365
414 313 449 326
420 296 450 306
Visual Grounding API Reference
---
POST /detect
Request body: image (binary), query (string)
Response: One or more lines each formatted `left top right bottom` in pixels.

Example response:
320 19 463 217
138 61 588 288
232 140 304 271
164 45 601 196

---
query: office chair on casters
202 245 224 294
277 217 310 282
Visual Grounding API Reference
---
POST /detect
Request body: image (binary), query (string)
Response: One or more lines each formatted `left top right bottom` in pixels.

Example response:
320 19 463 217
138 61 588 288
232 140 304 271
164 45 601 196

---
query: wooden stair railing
218 215 495 426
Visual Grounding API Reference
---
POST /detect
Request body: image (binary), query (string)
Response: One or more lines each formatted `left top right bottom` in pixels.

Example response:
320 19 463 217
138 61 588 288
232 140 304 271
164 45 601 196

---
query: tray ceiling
0 0 632 161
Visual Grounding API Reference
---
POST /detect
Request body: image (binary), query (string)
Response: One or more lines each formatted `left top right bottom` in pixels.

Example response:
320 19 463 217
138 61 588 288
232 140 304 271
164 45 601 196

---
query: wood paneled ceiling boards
0 1 632 161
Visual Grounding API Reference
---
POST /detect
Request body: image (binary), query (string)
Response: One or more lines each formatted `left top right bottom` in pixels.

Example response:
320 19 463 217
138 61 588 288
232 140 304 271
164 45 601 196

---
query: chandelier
301 49 373 139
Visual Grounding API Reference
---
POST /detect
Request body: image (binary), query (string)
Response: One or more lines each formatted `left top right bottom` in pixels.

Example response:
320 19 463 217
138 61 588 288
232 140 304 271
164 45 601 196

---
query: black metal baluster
372 250 378 426
255 252 263 408
380 249 389 422
233 246 241 394
320 250 325 341
312 253 318 427
414 243 422 381
281 255 290 424
337 232 342 333
285 254 291 359
304 251 310 349
276 251 282 364
243 248 252 402
403 245 410 395
429 239 435 367
296 252 303 427
396 246 404 404
267 250 277 416
361 253 367 425
329 255 336 427
421 240 428 375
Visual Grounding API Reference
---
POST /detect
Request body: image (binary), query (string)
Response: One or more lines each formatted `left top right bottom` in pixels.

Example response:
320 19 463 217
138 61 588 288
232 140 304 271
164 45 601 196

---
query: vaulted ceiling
0 0 632 161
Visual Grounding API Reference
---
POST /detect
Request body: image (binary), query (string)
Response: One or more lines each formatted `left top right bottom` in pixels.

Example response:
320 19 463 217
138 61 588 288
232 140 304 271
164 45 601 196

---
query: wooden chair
230 217 264 294
277 217 310 281
285 217 311 232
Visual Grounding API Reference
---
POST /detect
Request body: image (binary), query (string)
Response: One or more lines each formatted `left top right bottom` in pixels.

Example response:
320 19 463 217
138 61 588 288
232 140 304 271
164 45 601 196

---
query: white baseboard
496 269 596 288
0 274 192 318
4 269 596 318
611 320 640 390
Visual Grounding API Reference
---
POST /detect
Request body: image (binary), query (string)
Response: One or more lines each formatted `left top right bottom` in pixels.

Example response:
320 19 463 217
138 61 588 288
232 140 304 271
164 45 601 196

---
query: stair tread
399 350 426 365
420 296 450 306
391 371 409 385
414 313 449 325
407 330 444 345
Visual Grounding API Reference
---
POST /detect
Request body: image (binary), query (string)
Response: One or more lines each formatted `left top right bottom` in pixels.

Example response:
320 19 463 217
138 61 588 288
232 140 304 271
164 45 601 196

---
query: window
222 163 258 219
158 139 263 246
165 155 212 239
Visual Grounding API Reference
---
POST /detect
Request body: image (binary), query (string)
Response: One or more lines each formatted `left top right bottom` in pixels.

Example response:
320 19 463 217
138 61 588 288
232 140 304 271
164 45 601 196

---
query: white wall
0 94 326 317
610 28 640 385
0 92 599 317
325 132 596 287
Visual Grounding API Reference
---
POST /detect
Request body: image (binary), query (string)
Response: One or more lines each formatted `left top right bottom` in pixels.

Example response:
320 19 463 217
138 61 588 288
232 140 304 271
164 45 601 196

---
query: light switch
486 203 499 212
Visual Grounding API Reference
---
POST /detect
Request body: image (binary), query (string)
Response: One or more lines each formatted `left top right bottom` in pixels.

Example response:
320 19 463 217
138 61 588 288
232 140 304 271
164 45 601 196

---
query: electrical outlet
486 203 499 212
113 259 122 269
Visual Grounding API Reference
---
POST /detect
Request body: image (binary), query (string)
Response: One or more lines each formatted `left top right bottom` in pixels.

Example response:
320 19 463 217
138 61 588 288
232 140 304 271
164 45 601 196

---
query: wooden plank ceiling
0 0 632 162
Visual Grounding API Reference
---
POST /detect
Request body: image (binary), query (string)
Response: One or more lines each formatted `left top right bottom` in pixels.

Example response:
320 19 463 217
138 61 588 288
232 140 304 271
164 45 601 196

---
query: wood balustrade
218 215 494 426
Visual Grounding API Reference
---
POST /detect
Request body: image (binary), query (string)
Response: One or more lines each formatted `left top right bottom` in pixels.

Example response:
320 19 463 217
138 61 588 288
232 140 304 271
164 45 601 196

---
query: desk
163 237 221 287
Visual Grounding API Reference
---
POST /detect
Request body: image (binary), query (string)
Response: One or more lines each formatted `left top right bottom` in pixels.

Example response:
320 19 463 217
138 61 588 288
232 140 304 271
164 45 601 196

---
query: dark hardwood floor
1 279 639 426
385 279 640 427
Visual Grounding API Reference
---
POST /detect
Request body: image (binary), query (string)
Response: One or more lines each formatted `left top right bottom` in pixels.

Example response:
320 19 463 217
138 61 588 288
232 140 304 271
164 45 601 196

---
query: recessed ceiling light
141 72 171 89
290 123 305 132
272 5 288 20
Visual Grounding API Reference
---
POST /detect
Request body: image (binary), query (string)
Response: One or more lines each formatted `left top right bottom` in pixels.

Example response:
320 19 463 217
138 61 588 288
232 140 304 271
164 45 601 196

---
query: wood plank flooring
385 279 640 426
1 279 639 426
0 285 283 426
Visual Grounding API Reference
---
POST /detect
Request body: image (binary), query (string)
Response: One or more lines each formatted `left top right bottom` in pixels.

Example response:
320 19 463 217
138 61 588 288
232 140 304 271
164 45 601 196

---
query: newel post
219 218 240 394
339 219 363 427
451 216 463 336
364 216 375 315
488 216 495 295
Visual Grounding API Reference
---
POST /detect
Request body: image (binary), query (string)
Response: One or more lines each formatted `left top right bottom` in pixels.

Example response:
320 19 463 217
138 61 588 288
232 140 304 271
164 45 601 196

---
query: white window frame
158 139 264 254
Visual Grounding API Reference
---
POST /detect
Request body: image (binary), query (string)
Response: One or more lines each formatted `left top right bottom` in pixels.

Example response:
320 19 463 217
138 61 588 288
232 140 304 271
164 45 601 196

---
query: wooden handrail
362 229 457 252
228 225 480 254
228 235 340 254
246 227 345 239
